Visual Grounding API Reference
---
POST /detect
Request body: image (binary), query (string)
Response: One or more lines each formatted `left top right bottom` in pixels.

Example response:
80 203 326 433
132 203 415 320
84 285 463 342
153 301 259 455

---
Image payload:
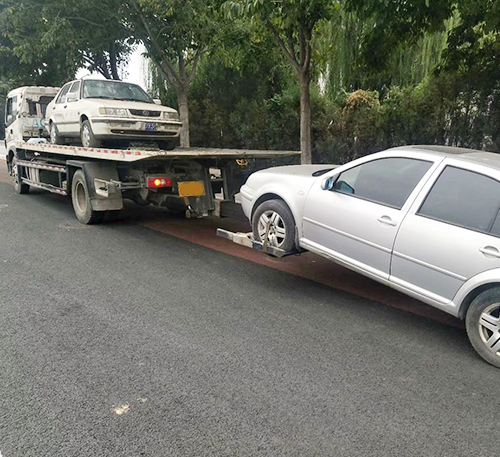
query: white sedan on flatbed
241 145 500 368
46 79 182 150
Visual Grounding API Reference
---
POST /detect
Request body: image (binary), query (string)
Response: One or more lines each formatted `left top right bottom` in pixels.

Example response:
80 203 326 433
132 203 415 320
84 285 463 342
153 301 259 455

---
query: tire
157 140 176 151
252 199 296 252
50 122 64 145
81 120 101 148
103 210 121 222
71 169 102 224
465 287 500 368
11 157 30 194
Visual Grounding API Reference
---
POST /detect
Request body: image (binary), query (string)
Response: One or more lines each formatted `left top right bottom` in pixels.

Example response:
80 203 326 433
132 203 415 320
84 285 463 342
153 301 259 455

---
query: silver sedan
241 145 500 368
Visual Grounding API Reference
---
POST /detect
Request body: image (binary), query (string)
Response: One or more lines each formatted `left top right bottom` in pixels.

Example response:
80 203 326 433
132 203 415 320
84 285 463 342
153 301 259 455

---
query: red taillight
147 177 172 189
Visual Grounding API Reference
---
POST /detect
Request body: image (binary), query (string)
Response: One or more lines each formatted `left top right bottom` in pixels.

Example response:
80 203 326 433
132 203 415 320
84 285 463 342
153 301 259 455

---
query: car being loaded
240 145 500 368
46 79 182 150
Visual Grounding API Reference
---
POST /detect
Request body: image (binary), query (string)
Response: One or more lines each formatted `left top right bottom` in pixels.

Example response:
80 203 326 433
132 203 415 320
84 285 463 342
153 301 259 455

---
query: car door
391 161 500 304
51 83 71 133
63 81 82 137
302 156 435 280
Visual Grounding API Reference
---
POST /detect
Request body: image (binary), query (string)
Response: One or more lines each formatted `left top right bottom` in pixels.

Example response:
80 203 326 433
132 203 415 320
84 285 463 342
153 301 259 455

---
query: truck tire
50 122 64 145
71 169 102 224
104 210 121 222
11 157 30 194
81 120 101 148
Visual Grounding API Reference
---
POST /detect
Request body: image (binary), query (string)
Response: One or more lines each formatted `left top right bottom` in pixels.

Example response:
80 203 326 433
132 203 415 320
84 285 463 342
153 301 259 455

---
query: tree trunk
109 43 120 80
177 86 190 148
299 70 312 164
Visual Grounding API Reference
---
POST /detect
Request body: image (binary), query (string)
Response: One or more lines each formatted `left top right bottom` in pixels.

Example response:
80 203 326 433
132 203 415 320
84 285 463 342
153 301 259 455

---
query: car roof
77 79 137 84
389 145 500 171
7 86 60 96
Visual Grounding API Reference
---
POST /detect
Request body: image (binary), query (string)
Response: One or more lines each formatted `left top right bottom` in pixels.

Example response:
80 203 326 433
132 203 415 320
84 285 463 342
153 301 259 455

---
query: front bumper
239 185 255 220
91 117 182 139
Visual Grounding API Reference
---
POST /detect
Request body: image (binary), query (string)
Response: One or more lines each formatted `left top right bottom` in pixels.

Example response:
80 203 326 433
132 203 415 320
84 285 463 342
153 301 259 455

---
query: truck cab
4 86 60 163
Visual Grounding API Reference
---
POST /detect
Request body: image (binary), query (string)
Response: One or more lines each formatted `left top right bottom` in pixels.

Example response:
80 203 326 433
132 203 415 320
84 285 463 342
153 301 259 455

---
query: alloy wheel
257 210 287 248
478 303 500 356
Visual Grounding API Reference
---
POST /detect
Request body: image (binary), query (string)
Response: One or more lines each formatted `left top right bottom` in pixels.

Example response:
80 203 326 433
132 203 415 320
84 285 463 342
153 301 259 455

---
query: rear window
418 166 500 234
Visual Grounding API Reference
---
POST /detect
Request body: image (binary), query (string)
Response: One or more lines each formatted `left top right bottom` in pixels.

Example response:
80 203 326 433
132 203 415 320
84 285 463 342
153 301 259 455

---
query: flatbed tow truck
6 141 299 224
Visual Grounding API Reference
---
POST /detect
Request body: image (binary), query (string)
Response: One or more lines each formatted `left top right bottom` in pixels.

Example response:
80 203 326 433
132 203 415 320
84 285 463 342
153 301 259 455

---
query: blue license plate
145 123 156 131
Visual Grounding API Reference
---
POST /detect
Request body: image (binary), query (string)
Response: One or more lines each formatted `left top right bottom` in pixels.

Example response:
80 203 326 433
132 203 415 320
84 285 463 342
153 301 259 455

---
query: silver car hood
257 164 337 177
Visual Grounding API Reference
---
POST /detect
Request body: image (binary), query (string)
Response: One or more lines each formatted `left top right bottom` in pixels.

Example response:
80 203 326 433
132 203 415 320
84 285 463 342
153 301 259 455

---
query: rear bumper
240 185 254 220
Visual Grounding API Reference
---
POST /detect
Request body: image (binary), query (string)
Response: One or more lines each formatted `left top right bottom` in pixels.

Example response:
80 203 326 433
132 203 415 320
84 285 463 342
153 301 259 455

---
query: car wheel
81 120 101 148
11 156 30 194
71 169 102 224
50 122 64 145
252 199 296 252
157 140 176 151
466 287 500 368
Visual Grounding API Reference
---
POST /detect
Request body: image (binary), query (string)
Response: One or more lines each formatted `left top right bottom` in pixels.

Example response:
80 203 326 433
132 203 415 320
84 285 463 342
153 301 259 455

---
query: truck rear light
147 177 172 188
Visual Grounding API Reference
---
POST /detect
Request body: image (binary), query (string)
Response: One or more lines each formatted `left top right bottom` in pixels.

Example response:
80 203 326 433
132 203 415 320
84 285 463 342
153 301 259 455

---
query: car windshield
82 80 153 103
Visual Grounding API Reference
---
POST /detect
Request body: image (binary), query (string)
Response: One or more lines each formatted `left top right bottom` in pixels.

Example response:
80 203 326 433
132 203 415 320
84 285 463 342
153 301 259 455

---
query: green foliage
1 0 500 162
345 0 455 72
0 0 133 83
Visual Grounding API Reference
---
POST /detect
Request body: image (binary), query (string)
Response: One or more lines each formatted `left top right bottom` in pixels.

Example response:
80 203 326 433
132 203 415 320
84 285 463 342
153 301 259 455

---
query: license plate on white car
145 123 156 131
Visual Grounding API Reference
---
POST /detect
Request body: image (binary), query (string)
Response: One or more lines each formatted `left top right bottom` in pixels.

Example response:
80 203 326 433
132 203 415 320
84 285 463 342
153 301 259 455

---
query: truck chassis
7 141 298 224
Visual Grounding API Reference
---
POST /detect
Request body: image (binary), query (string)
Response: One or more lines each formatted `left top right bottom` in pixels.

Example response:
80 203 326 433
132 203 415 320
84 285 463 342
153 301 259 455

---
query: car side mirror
6 114 13 125
334 180 355 194
321 176 335 191
67 93 78 102
153 99 162 105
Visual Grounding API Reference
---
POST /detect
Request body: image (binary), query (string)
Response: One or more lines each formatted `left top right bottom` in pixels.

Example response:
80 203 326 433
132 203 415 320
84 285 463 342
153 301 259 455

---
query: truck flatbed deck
16 142 300 162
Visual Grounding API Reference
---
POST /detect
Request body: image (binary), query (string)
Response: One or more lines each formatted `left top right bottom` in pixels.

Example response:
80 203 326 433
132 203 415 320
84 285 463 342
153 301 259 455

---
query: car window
418 166 500 234
56 84 72 104
82 80 153 103
332 157 433 209
5 96 17 126
68 81 81 100
490 213 500 237
38 96 55 118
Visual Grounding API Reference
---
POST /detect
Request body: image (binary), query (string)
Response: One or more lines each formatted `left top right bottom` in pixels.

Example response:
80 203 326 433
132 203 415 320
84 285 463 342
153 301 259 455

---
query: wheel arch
458 282 500 319
66 163 83 195
6 148 15 173
251 192 297 223
252 193 283 218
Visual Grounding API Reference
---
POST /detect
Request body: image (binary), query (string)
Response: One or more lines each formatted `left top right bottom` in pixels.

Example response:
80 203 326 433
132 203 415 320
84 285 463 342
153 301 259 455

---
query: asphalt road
0 154 499 456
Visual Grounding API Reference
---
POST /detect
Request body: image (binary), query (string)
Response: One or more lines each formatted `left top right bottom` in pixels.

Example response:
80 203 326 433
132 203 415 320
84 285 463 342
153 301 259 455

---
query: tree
126 0 224 147
224 0 336 163
345 0 455 72
0 0 133 83
438 0 500 150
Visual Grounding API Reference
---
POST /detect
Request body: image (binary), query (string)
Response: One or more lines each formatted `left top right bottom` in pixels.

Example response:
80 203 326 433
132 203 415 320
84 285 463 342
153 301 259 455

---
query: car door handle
377 216 397 227
479 246 500 258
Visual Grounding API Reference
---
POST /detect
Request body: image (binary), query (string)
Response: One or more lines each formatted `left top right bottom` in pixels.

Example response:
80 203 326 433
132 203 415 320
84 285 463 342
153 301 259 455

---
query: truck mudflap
67 160 124 211
216 228 295 258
